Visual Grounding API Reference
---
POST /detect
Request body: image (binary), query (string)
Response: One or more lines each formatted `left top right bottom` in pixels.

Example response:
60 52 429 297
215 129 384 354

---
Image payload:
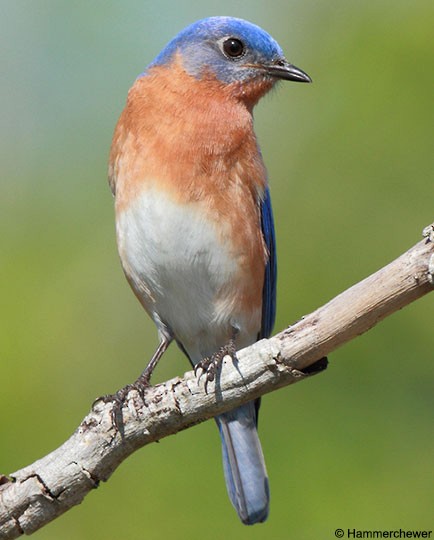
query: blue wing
259 186 276 339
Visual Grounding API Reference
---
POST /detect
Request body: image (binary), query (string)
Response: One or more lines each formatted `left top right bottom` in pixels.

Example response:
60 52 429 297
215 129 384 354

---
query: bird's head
147 17 311 104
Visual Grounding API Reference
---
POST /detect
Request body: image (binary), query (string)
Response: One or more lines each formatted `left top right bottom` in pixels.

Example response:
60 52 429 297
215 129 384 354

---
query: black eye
222 38 245 58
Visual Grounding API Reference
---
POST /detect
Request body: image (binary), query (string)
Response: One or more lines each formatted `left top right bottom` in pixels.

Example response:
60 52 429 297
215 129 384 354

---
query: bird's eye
222 38 245 59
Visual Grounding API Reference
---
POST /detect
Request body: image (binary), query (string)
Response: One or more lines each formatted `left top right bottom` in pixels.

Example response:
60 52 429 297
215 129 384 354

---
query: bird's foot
93 338 171 433
94 376 151 433
194 338 237 393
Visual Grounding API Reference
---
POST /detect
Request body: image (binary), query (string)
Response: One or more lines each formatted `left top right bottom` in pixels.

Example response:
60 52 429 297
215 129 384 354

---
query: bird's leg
194 330 238 393
116 336 172 398
96 336 172 430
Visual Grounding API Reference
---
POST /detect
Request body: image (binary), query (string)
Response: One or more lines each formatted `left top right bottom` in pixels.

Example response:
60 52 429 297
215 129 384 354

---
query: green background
1 1 433 539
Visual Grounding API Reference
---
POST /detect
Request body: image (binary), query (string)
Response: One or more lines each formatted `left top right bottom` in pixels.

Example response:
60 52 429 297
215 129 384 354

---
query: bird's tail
216 400 269 525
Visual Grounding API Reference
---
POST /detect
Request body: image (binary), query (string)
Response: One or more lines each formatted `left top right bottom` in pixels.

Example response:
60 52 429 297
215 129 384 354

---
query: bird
108 16 311 525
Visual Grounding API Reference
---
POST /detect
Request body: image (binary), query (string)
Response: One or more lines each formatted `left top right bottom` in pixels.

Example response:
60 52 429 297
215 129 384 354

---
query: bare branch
1 226 433 539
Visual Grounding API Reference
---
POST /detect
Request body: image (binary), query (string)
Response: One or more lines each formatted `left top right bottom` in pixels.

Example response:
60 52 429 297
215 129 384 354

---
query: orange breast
109 54 269 333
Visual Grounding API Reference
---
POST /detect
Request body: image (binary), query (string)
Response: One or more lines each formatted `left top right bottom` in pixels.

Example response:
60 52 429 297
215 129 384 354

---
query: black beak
264 59 312 83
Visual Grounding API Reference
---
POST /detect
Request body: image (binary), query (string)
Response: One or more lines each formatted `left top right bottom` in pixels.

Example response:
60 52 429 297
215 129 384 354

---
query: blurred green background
1 1 433 539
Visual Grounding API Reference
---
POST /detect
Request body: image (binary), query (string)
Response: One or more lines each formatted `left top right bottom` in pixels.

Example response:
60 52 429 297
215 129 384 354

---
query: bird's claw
194 356 219 392
94 378 151 432
195 339 237 393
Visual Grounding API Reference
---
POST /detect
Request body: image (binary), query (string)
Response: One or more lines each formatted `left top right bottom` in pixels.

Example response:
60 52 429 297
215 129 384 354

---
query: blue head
148 16 311 85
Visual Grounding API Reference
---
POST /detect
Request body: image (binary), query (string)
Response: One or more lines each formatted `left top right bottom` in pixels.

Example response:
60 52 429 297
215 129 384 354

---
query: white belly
116 188 244 361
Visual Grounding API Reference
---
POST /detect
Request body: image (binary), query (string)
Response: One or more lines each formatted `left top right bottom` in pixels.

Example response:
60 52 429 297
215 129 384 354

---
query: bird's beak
264 59 312 83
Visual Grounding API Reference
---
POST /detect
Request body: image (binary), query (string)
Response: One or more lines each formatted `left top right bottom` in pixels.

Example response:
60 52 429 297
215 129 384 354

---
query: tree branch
1 225 433 539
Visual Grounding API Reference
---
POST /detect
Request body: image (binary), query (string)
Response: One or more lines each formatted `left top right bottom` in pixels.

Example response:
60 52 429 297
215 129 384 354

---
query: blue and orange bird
108 16 311 525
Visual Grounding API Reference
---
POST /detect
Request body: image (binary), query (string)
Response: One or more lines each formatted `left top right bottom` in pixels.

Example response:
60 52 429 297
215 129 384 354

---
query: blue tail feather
216 400 269 524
